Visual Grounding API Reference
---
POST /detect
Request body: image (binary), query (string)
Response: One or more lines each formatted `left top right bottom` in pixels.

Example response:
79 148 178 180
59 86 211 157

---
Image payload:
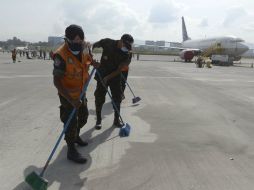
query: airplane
16 44 29 51
179 17 249 64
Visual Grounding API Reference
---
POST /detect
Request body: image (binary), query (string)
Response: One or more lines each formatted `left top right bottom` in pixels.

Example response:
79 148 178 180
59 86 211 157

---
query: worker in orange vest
53 24 96 164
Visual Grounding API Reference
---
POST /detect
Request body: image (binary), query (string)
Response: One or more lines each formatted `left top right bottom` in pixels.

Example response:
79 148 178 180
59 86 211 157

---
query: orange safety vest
54 43 92 100
121 65 129 72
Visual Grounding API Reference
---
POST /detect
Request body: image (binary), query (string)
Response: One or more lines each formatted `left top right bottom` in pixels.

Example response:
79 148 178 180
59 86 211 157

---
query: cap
65 24 84 40
121 34 134 50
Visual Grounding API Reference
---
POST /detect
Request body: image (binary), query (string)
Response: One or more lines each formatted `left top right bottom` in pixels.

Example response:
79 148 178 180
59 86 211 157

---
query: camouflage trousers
58 94 89 144
94 77 122 121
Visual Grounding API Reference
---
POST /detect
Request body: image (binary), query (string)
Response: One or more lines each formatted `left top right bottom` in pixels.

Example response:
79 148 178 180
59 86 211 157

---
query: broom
121 73 141 104
25 67 96 190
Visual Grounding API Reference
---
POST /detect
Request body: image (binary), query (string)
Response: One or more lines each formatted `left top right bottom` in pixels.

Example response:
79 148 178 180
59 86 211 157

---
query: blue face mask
121 47 129 53
70 50 80 55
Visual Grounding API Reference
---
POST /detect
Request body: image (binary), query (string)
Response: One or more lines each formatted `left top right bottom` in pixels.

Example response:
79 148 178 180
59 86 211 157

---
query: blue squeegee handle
40 67 96 177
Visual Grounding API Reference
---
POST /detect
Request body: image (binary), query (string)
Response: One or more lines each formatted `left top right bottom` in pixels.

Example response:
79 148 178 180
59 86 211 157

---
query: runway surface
1 53 254 190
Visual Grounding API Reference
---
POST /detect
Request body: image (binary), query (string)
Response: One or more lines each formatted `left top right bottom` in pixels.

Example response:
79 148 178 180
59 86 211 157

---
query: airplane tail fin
182 16 191 42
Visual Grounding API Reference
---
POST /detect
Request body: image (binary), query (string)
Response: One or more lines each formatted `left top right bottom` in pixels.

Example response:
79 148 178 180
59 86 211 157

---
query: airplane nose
238 43 249 54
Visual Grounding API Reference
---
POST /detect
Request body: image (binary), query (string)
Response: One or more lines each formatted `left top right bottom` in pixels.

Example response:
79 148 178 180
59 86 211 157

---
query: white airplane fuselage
182 36 249 60
16 47 28 51
180 17 249 62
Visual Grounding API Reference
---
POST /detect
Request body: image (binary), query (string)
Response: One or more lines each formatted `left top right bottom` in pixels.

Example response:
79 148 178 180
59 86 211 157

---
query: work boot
95 107 102 130
113 117 124 128
75 136 88 147
94 120 102 130
67 144 87 164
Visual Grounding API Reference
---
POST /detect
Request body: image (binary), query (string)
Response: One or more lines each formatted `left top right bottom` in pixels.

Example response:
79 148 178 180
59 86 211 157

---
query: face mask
70 50 80 55
68 42 83 53
121 47 129 53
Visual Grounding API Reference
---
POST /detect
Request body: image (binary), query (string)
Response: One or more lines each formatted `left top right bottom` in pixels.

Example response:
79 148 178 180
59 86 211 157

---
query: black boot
75 129 88 147
94 120 102 130
113 117 124 128
67 144 87 164
95 107 102 130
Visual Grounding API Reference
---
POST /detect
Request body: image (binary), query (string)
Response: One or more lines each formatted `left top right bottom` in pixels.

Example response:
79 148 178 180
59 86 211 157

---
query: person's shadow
13 126 116 190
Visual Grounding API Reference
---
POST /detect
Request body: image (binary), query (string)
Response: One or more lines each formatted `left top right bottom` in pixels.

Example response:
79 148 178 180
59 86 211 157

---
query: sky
0 0 254 43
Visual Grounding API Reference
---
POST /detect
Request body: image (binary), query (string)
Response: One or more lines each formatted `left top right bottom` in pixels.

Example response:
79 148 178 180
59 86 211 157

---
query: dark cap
121 34 134 50
65 24 84 40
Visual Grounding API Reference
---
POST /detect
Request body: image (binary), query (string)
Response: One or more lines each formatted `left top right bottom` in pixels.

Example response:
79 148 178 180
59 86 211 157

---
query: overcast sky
1 0 254 43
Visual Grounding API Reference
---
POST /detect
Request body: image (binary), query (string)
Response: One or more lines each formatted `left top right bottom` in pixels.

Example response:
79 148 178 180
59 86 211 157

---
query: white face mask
70 50 80 55
121 47 129 53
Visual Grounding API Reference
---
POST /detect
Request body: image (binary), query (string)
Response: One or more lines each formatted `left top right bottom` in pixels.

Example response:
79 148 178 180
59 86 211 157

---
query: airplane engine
179 50 194 62
233 56 241 61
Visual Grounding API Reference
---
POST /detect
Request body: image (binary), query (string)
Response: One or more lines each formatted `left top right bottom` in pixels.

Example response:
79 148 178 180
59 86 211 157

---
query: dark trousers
121 71 129 94
94 77 122 122
12 56 16 62
59 94 89 144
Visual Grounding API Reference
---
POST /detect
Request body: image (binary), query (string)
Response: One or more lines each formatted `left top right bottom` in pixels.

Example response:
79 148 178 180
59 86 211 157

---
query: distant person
19 51 22 57
39 50 42 58
26 51 32 59
196 56 203 68
12 49 17 63
53 24 98 164
92 34 134 130
137 53 139 60
43 50 46 60
205 58 212 68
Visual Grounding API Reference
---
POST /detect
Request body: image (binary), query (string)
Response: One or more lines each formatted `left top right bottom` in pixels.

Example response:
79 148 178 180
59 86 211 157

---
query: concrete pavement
1 53 254 190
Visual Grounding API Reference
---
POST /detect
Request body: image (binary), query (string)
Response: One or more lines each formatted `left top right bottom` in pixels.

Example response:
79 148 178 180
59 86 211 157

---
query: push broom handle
121 73 136 98
95 70 125 124
40 67 96 177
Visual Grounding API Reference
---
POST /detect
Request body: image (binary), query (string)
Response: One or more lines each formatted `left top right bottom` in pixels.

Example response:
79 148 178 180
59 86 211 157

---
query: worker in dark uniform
92 34 134 130
196 56 203 68
43 50 46 60
53 24 93 164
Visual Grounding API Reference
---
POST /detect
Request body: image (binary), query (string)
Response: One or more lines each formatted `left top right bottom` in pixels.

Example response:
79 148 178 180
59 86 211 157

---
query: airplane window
230 38 244 43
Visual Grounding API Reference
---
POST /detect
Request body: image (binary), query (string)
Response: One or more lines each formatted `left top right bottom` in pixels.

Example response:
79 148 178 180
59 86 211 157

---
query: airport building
48 36 64 47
